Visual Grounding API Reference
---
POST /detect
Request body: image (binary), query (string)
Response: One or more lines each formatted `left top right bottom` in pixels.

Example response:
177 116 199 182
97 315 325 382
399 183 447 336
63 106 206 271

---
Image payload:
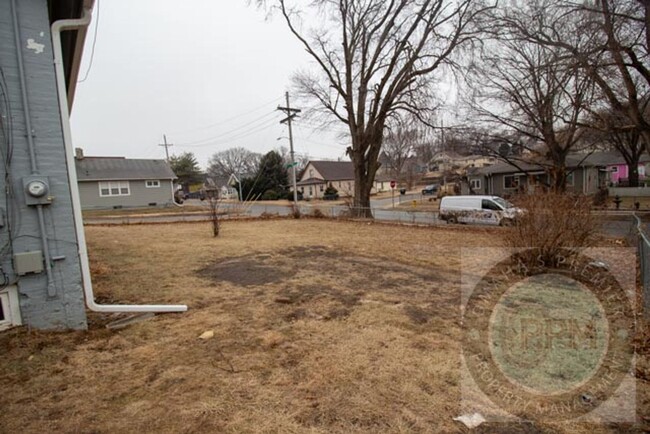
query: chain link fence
635 214 650 320
291 205 444 226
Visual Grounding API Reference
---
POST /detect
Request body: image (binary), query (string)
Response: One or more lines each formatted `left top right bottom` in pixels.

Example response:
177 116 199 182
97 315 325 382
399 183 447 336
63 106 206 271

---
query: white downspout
52 12 187 313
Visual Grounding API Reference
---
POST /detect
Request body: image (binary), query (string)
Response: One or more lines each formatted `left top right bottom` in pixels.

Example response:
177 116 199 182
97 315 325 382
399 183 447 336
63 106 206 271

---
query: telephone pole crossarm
277 93 300 205
159 134 173 162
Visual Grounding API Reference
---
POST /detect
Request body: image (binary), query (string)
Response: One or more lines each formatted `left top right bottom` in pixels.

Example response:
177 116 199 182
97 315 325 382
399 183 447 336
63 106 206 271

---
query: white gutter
51 12 187 313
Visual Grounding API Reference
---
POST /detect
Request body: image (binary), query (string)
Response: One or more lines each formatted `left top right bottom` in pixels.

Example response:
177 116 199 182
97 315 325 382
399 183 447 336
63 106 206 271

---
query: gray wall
0 0 87 329
78 179 175 209
480 167 597 197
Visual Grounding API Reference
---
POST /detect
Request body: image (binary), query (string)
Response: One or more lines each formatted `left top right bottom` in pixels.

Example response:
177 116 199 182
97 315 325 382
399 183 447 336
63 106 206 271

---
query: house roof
579 150 650 166
49 0 96 109
309 160 354 181
296 177 326 187
75 157 177 181
474 151 644 176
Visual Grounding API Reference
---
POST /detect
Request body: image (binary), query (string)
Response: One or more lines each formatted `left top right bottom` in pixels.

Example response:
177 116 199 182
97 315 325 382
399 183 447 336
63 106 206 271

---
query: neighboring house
0 0 96 330
75 149 177 209
375 153 428 190
430 152 497 172
201 176 238 200
588 151 650 186
296 160 355 199
457 154 498 168
374 173 393 193
468 153 610 196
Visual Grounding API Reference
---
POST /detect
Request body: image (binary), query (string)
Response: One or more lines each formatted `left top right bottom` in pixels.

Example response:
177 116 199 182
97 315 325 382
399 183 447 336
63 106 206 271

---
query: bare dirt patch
0 220 646 433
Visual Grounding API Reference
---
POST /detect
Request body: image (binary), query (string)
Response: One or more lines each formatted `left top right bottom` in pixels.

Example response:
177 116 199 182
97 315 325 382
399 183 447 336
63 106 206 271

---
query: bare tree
382 126 418 179
271 0 494 217
588 108 646 186
278 146 310 174
468 2 595 191
207 147 261 181
504 0 650 155
206 191 221 237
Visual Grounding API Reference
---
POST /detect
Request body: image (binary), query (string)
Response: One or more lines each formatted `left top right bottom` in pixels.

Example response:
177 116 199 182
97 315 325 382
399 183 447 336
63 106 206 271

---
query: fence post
634 214 650 320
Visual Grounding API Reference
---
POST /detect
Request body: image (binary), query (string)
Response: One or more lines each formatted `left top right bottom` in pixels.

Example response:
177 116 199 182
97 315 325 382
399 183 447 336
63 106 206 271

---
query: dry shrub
290 204 301 219
506 192 599 269
259 212 277 219
310 208 326 219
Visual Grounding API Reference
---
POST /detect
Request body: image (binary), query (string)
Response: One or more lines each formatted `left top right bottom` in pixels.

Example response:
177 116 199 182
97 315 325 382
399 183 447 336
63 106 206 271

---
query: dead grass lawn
0 220 647 433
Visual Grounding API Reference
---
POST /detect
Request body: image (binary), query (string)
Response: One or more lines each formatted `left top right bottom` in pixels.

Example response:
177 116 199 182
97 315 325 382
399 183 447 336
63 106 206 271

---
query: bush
261 189 281 200
505 192 599 270
311 208 326 218
593 187 608 208
323 185 339 200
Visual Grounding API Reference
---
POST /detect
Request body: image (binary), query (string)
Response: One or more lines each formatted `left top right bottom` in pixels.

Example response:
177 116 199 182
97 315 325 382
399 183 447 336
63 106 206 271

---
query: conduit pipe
51 12 187 313
11 0 57 297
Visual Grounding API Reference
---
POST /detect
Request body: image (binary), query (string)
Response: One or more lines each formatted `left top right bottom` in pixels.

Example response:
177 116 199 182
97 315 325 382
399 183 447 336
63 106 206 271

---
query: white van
439 195 519 226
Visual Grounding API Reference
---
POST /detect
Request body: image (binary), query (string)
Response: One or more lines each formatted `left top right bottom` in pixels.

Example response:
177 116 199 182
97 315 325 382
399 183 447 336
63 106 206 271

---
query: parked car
439 195 520 226
421 184 439 195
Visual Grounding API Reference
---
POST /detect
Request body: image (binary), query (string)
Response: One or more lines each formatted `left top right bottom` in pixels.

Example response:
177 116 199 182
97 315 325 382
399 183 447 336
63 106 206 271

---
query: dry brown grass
0 220 647 433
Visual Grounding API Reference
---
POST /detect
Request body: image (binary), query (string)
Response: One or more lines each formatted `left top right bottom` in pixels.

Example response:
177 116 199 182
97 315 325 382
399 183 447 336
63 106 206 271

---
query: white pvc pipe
51 12 187 313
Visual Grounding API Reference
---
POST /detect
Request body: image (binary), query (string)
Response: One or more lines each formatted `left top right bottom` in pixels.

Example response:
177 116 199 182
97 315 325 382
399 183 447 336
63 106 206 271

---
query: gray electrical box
14 251 44 275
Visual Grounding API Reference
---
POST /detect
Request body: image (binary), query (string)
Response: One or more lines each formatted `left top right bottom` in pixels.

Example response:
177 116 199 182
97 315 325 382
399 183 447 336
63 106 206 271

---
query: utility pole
277 92 301 204
159 134 173 162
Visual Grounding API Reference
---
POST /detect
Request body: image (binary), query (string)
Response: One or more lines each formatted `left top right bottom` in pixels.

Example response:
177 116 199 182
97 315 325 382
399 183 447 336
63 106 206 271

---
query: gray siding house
0 0 95 330
468 154 608 197
75 150 177 209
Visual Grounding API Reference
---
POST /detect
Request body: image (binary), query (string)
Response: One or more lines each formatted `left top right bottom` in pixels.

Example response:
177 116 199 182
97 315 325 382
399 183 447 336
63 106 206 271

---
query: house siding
78 179 175 209
479 167 599 197
297 162 355 198
0 0 87 329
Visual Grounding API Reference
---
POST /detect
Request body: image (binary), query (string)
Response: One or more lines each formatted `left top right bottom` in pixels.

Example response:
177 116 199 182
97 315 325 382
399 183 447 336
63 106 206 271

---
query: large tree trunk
549 165 567 193
352 167 374 218
350 132 382 218
627 159 641 187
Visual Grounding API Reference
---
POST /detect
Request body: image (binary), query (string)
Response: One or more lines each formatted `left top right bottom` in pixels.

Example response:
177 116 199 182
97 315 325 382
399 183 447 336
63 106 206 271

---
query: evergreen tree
168 152 202 190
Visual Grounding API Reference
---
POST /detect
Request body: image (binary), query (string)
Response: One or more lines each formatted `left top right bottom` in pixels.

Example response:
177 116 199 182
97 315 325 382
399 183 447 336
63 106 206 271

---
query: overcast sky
70 0 351 170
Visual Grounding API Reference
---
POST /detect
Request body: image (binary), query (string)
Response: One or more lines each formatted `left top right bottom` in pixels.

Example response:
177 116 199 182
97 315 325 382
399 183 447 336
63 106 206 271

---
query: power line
168 96 283 136
175 117 280 149
77 0 100 83
175 111 279 146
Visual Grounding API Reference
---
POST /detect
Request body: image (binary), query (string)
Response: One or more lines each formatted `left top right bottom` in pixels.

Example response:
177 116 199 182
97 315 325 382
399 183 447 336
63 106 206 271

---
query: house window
504 175 519 189
470 179 481 190
309 169 314 178
309 186 313 196
320 184 324 192
145 180 160 188
611 166 618 173
99 181 130 197
566 172 575 187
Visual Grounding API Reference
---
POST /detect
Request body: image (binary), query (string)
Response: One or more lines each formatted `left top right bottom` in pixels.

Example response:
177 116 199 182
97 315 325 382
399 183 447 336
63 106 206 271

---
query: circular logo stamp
462 248 634 421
